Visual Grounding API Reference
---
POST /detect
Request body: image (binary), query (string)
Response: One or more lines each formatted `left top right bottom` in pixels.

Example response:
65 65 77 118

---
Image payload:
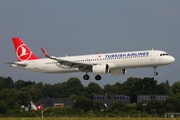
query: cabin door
150 51 155 61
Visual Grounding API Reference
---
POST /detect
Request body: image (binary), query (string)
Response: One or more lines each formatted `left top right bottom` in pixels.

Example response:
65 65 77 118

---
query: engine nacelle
110 68 126 76
92 64 109 75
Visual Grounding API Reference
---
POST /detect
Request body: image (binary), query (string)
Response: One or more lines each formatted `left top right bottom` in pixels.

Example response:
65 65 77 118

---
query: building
137 94 169 104
93 94 130 108
35 98 74 108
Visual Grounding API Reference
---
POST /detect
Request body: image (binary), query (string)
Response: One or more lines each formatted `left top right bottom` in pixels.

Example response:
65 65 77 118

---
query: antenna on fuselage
97 52 101 57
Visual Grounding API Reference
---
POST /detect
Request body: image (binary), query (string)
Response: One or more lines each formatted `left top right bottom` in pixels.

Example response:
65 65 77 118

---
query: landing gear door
150 51 155 61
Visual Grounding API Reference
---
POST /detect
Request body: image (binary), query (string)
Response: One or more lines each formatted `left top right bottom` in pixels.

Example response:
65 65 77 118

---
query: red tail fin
12 37 39 61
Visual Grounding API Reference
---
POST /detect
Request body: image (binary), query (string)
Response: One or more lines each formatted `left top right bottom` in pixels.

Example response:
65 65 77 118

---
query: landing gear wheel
153 67 158 76
154 72 158 76
83 74 90 80
95 75 101 81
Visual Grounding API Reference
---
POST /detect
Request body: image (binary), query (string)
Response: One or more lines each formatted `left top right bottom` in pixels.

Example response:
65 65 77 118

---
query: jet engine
110 68 126 76
92 64 109 74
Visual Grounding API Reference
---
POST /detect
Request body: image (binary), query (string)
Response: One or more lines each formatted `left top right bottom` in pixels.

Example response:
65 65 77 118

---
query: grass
0 117 179 120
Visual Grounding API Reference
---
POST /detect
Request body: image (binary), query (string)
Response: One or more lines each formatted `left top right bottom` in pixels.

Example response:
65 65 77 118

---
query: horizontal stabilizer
6 62 27 67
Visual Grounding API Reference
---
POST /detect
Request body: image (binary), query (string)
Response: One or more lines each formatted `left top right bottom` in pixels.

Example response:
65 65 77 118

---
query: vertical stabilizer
12 37 39 61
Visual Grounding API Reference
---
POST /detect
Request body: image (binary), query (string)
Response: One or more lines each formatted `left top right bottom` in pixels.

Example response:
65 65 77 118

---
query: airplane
6 37 175 80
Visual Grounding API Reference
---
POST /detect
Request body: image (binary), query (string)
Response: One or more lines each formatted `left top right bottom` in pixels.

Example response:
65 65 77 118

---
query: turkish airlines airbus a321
6 38 175 80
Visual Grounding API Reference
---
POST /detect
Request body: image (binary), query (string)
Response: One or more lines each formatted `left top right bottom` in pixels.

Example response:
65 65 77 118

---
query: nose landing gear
153 67 158 76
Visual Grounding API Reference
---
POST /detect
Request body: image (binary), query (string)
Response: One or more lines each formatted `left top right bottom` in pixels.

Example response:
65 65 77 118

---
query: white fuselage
12 50 175 74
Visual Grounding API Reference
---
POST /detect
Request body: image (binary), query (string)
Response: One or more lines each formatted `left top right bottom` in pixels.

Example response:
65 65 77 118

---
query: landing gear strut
83 74 90 80
153 67 158 76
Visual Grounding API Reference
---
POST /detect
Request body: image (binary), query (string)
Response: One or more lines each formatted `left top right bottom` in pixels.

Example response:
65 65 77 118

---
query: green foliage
86 82 103 97
137 103 146 112
54 77 85 98
119 77 167 103
14 80 26 90
66 77 85 97
171 81 180 95
146 99 164 114
42 83 56 98
163 96 180 112
0 101 7 114
0 76 14 90
18 90 31 106
0 76 179 117
92 101 105 111
111 82 122 94
69 94 78 100
73 96 93 112
44 106 74 117
127 103 138 113
110 101 126 112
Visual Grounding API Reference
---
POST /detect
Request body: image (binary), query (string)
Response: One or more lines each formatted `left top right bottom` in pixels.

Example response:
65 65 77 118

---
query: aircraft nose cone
170 56 175 63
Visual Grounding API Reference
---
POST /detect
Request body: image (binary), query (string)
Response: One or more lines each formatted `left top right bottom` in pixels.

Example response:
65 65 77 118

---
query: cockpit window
160 53 169 56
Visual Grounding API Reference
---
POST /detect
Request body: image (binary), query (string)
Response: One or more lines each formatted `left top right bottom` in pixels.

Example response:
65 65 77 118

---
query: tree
0 89 21 112
171 81 180 95
163 96 180 112
110 101 126 112
120 77 160 103
0 101 7 114
73 96 93 112
137 103 146 113
69 94 77 100
120 77 141 103
35 82 44 99
42 83 56 98
55 78 85 98
14 80 26 90
66 77 85 97
146 100 163 114
0 89 20 103
92 102 105 111
153 82 167 94
120 77 141 94
86 82 102 97
0 76 14 89
24 81 36 86
18 90 31 106
127 103 137 113
103 84 113 94
165 80 170 95
111 82 121 94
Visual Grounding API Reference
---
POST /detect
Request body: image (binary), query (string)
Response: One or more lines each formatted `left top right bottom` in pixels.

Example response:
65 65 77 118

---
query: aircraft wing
6 62 28 67
41 48 95 71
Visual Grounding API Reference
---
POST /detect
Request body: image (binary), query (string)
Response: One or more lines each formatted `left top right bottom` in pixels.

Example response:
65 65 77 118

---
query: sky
0 0 180 87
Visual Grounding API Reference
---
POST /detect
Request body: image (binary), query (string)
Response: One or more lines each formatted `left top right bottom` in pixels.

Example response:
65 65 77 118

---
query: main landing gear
95 75 101 81
83 74 102 81
153 67 158 76
83 74 90 80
